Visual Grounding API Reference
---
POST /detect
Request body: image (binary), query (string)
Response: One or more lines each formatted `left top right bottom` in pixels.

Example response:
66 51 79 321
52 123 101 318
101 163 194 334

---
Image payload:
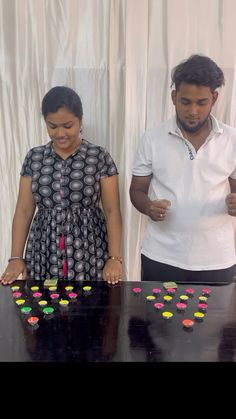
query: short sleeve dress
20 139 118 281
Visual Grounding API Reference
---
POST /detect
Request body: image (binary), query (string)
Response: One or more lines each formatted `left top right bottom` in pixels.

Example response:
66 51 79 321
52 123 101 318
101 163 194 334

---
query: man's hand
225 193 236 216
148 199 171 221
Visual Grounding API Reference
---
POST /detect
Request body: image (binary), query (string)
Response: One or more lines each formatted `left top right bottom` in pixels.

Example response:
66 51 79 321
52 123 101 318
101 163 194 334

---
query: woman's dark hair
41 86 83 120
171 54 225 91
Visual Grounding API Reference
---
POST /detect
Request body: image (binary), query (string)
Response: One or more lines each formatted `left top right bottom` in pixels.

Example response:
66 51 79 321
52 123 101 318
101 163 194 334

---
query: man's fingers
152 199 171 209
162 199 171 207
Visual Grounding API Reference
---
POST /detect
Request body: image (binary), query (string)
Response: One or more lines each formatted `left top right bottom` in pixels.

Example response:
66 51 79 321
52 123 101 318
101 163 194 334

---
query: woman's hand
0 260 27 285
102 259 123 285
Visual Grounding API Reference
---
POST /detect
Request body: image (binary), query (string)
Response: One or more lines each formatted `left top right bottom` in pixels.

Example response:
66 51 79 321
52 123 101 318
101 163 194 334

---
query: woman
1 86 122 285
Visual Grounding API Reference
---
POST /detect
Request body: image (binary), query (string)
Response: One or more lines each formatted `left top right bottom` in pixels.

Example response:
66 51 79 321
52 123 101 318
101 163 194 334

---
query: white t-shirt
132 115 236 270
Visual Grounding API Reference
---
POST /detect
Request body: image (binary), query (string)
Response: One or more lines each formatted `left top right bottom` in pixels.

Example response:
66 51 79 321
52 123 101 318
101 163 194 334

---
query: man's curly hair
171 54 225 91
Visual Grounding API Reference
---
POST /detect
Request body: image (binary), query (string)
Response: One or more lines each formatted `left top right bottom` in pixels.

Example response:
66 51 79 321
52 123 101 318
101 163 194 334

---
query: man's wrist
144 200 151 217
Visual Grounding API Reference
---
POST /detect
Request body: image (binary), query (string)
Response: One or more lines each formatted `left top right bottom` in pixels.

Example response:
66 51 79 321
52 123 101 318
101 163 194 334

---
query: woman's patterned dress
20 140 118 281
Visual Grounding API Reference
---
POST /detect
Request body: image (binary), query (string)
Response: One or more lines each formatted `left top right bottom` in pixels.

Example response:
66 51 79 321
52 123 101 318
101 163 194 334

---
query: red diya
182 319 194 328
27 316 39 326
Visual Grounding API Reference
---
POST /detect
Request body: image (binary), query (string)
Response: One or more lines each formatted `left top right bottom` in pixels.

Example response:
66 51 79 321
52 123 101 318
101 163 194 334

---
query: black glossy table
0 279 236 362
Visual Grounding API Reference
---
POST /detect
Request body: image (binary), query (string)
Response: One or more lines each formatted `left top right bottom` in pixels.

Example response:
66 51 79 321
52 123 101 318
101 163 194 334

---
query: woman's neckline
51 139 84 160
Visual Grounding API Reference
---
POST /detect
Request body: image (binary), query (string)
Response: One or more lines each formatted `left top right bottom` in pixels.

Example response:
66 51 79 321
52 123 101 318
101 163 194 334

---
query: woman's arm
100 175 122 284
1 176 36 284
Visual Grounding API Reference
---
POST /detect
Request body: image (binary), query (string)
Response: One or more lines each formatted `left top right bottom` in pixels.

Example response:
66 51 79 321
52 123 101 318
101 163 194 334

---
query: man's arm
129 175 171 221
225 177 236 217
129 175 152 216
229 178 236 193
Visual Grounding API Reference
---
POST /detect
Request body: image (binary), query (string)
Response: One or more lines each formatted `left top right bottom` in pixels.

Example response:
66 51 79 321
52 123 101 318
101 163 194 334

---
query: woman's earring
79 126 83 139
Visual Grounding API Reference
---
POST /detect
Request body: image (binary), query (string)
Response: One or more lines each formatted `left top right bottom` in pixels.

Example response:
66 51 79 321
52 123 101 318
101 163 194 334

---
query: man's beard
176 113 211 134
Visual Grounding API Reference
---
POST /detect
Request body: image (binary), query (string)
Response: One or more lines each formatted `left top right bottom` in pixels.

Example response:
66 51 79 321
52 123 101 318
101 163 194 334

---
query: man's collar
168 114 223 137
210 114 223 134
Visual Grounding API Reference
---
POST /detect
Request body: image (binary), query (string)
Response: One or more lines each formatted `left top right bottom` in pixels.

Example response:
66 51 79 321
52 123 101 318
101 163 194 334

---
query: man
130 54 236 283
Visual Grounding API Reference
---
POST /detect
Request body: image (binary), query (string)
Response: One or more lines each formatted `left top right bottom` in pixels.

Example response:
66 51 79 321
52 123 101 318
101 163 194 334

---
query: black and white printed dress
20 140 118 281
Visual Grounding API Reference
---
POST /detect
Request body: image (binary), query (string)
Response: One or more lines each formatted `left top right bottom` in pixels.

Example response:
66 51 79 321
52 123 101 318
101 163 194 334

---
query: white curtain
1 0 236 281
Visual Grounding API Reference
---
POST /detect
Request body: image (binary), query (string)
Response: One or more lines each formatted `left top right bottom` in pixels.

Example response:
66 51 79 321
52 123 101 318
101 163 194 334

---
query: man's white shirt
132 115 236 270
